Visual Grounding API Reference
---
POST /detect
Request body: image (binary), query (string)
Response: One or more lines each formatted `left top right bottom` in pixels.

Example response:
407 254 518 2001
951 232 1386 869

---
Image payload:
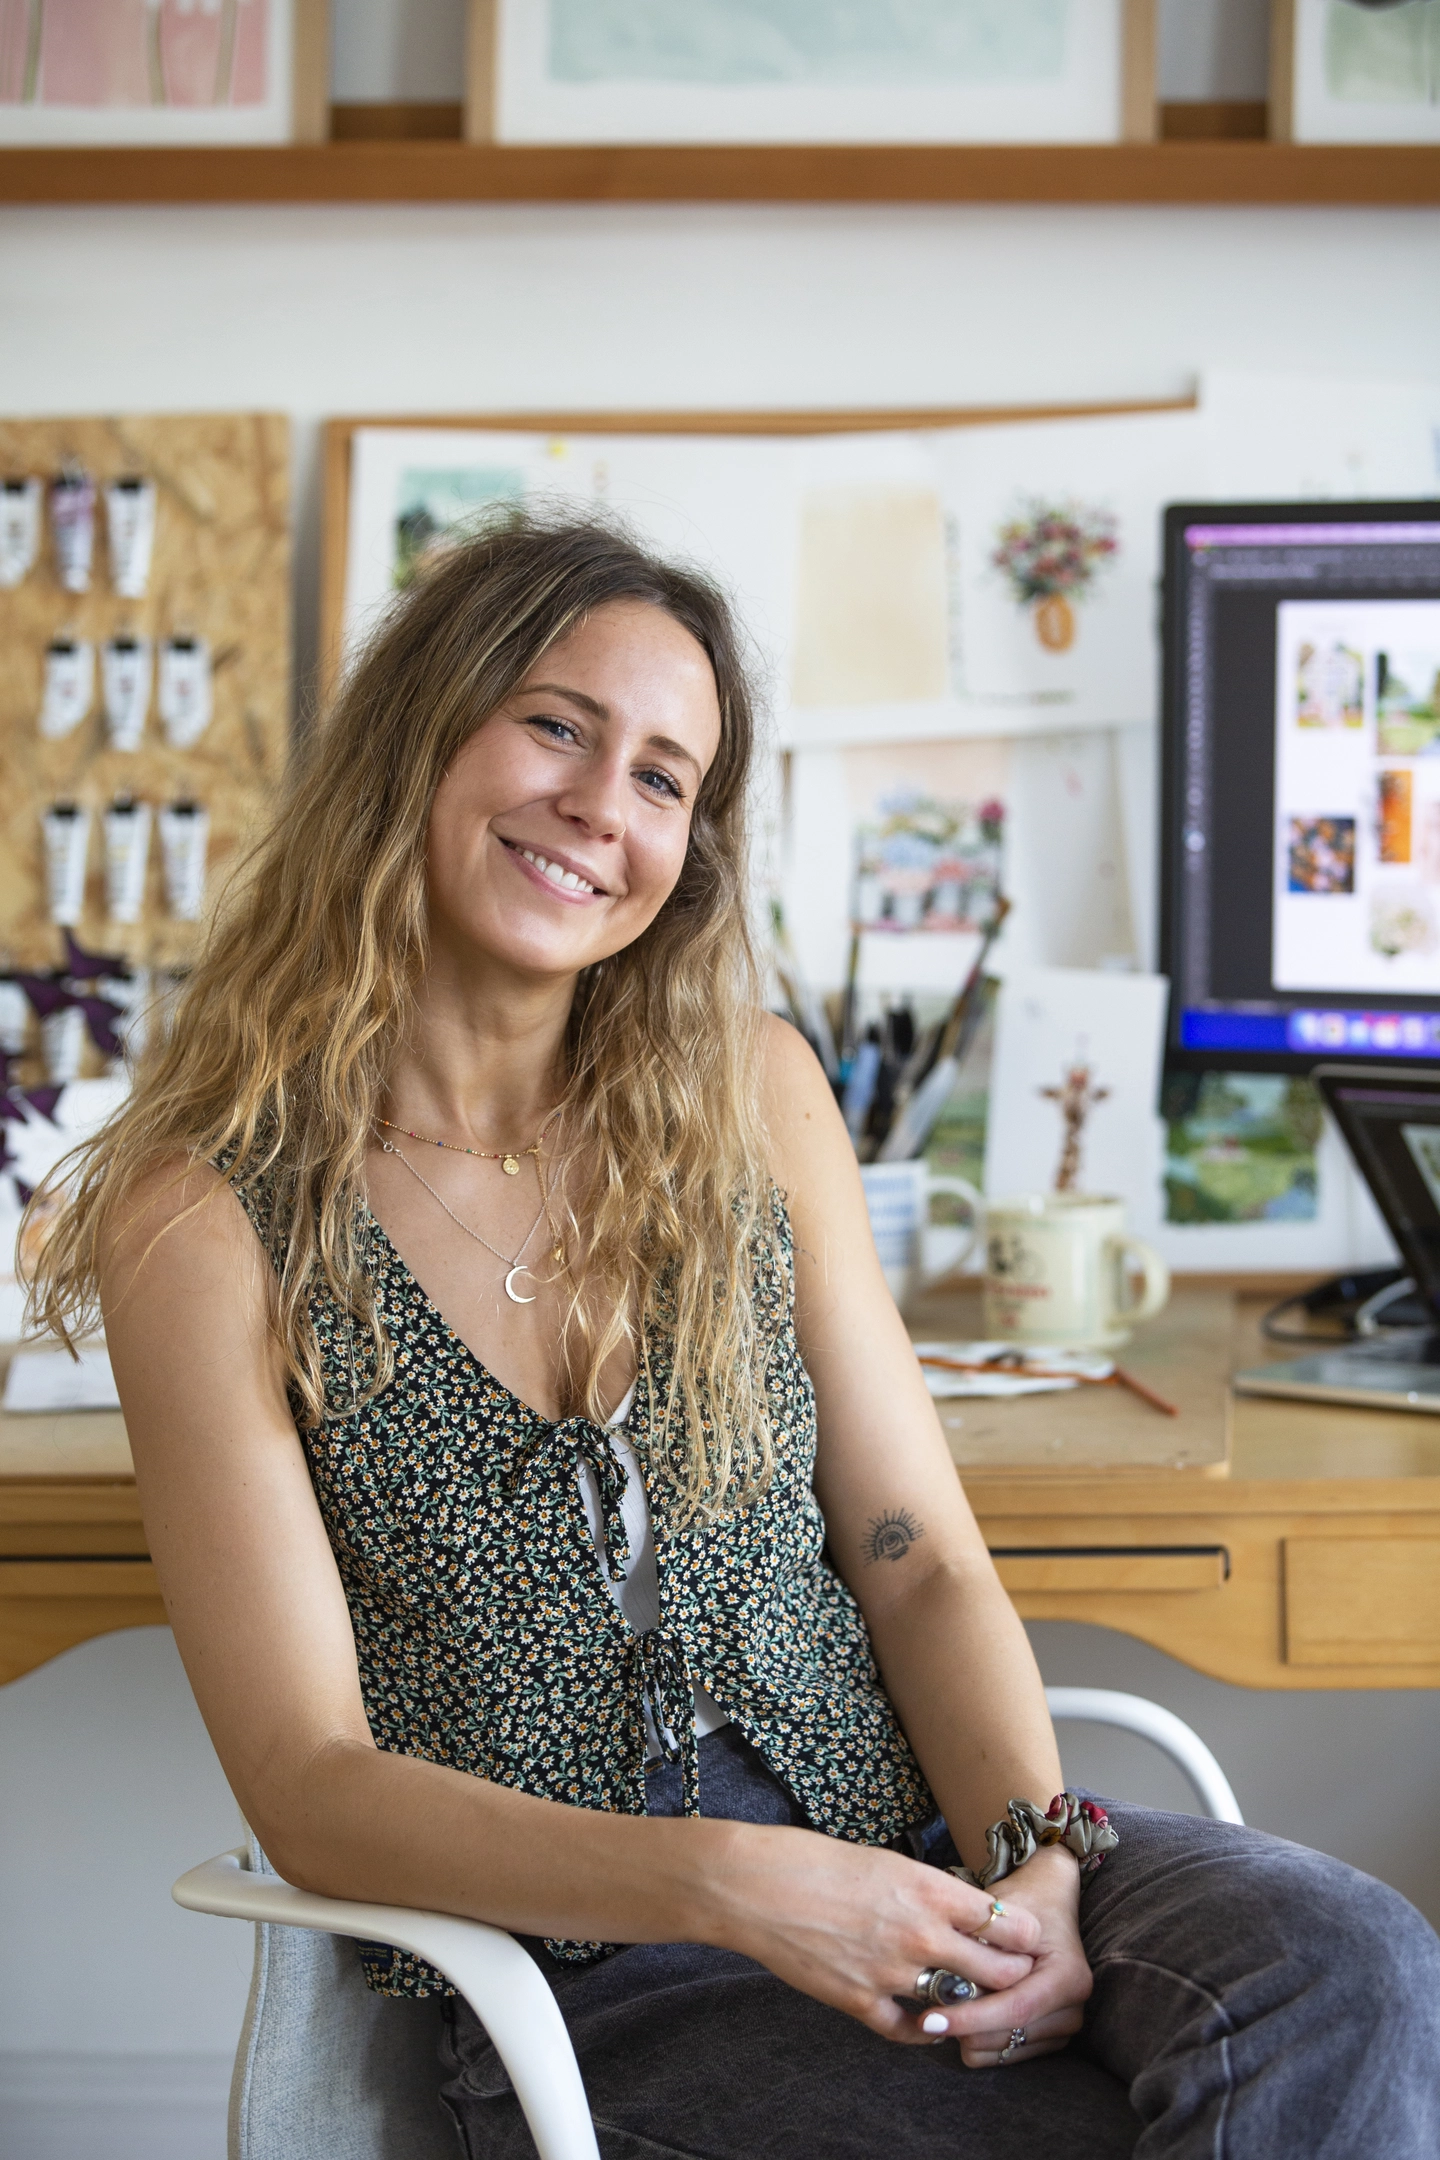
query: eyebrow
519 682 705 781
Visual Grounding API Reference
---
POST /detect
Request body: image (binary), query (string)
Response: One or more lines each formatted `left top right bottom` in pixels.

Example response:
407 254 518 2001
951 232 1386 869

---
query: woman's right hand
703 1819 1040 2045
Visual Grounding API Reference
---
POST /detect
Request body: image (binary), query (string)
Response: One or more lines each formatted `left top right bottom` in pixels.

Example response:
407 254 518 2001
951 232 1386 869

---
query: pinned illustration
51 469 96 594
42 804 91 926
39 637 95 740
0 478 42 589
101 634 153 752
160 800 209 921
103 797 153 925
104 476 157 599
992 499 1118 654
0 980 28 1061
159 635 212 749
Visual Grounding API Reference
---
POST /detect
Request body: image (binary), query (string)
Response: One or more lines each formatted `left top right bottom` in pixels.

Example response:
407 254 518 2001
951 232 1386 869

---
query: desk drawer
1285 1537 1440 1666
0 1558 166 1685
990 1545 1228 1594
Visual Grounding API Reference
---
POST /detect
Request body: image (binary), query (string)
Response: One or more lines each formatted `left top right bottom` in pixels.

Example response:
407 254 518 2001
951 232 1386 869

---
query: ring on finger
914 1967 983 2007
998 2026 1027 2063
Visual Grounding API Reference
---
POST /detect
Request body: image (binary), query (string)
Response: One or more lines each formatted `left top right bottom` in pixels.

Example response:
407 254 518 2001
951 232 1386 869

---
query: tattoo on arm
862 1509 924 1565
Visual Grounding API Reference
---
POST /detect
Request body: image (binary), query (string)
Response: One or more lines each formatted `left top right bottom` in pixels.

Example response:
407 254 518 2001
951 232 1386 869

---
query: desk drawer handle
989 1545 1230 1594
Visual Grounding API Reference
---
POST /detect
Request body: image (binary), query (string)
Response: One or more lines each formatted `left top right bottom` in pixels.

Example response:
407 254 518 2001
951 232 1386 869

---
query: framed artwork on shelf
1271 0 1440 144
0 0 329 144
466 0 1157 146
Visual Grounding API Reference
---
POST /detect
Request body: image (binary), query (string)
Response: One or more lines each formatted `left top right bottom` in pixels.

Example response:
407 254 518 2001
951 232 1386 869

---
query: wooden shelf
2 140 1438 207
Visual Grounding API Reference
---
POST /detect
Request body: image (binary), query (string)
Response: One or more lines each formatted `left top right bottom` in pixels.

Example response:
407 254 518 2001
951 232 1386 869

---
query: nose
554 747 627 842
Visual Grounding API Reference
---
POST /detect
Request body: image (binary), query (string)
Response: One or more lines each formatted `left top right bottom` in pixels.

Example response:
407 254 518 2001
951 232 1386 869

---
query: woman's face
426 599 724 984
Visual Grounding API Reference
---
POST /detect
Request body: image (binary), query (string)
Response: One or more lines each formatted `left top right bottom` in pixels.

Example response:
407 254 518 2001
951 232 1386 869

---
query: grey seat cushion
231 1845 459 2160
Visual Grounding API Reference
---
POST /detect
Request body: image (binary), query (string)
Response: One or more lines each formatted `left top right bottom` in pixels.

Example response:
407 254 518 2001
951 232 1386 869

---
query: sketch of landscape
548 0 1068 84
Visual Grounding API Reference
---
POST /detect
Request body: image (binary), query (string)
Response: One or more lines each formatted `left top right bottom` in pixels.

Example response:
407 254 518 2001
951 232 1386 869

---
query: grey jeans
439 1727 1440 2158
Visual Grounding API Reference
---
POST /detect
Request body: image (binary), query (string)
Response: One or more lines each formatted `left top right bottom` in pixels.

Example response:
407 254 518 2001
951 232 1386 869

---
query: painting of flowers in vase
992 498 1119 654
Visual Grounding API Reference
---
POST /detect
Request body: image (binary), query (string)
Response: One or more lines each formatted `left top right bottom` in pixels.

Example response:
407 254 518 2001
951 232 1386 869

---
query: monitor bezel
1313 1063 1440 1317
1159 497 1440 1077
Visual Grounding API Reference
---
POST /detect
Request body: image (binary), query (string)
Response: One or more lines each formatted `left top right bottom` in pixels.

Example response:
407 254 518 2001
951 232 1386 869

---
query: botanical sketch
991 499 1119 655
0 0 273 109
547 0 1070 85
1326 0 1440 107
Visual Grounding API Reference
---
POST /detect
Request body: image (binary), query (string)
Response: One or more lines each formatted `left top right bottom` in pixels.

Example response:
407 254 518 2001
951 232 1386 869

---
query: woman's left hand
926 1847 1093 2068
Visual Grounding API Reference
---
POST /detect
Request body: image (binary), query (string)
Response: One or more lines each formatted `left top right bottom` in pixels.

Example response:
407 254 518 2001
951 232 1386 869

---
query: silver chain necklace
379 1138 549 1305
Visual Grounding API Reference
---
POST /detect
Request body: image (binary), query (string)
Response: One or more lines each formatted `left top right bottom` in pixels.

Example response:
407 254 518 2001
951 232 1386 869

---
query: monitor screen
1161 500 1440 1071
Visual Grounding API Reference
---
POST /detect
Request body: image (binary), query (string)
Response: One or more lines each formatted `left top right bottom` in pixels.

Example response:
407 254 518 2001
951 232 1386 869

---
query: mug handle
919 1174 984 1287
1109 1236 1170 1325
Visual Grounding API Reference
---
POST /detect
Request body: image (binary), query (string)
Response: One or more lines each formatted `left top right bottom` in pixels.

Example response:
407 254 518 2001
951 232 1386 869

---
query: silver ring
914 1967 981 2006
998 2025 1027 2063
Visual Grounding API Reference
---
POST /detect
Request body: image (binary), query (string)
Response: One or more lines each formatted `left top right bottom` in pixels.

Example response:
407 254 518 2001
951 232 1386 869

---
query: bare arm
762 1017 1093 2063
104 1161 1037 2044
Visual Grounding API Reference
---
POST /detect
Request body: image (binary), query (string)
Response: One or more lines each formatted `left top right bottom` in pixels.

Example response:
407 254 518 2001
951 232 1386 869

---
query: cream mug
860 1161 983 1309
982 1193 1169 1351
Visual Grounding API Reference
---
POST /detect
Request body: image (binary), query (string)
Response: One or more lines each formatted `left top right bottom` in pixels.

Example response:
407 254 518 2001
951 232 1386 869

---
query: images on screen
1273 600 1440 999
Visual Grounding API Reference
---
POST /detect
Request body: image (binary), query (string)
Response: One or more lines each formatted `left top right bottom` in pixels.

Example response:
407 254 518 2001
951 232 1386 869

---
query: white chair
175 1689 1241 2160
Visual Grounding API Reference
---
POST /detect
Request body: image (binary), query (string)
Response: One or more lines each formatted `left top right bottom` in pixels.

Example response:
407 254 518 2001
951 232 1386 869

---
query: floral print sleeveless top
232 1170 934 1995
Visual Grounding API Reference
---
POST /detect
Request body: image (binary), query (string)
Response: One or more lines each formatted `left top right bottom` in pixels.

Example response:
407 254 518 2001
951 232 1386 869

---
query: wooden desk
5 1292 1440 1690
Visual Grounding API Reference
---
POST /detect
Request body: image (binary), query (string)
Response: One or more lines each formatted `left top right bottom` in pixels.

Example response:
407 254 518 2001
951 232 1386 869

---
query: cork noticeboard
0 413 291 989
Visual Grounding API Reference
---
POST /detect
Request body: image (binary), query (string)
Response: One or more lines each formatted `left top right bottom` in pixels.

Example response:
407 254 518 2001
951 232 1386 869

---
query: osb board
905 1282 1234 1475
0 413 291 994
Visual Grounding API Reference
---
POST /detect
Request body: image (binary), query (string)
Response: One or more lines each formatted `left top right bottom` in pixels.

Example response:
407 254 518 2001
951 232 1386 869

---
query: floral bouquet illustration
991 499 1119 654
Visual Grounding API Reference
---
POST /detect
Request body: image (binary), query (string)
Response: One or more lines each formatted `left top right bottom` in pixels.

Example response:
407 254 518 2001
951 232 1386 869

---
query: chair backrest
230 1842 457 2160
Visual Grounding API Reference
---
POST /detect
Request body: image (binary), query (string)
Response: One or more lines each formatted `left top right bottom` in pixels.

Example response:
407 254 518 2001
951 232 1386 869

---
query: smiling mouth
500 838 606 897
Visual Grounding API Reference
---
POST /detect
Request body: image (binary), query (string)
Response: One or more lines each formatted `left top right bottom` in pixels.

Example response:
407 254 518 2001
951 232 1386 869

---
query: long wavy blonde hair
29 509 780 1521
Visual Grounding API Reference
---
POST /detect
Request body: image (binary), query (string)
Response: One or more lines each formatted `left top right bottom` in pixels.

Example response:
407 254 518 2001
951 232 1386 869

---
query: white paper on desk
4 1344 119 1412
913 1341 1110 1399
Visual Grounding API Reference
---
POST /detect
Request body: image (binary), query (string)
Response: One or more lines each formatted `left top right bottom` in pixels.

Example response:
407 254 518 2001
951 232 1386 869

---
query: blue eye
639 768 682 800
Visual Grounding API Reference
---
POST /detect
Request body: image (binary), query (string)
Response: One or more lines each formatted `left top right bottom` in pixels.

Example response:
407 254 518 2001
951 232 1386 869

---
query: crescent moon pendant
504 1266 538 1305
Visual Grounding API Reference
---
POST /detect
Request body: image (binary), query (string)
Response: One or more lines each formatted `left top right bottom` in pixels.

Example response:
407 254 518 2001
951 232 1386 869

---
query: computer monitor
1160 499 1440 1073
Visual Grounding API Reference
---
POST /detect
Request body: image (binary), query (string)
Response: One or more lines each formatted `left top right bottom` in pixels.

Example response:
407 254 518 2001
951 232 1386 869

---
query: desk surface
5 1287 1440 1692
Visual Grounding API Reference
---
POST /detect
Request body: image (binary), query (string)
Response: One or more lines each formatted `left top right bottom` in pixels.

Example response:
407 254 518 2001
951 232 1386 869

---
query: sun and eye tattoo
861 1508 925 1565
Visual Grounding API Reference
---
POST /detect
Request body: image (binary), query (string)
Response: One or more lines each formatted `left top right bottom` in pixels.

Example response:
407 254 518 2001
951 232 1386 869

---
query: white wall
4 44 1440 2151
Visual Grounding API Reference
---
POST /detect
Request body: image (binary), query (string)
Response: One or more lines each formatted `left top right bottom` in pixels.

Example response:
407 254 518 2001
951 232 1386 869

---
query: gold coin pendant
502 1155 520 1175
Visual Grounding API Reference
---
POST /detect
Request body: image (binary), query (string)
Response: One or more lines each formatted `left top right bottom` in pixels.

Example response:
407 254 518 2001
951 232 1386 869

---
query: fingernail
921 2012 949 2035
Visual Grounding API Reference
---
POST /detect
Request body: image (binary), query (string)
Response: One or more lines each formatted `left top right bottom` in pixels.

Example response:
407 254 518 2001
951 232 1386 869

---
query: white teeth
514 843 594 893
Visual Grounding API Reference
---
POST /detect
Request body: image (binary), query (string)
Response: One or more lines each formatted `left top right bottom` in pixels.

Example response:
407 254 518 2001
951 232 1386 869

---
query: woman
33 514 1440 2158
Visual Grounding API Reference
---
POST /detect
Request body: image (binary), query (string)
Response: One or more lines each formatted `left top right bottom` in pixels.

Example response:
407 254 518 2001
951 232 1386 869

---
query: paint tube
101 635 152 753
42 804 91 926
103 797 152 925
40 1004 86 1085
50 471 95 594
0 478 41 589
38 638 94 740
104 476 156 600
0 980 29 1059
159 635 212 750
159 801 209 921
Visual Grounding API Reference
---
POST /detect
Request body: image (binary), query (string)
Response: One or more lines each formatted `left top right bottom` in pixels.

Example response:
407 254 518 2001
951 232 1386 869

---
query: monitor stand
1234 1329 1440 1415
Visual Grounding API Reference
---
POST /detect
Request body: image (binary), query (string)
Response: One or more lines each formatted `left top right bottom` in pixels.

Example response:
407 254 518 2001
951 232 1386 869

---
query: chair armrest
175 1851 600 2160
1046 1686 1244 1825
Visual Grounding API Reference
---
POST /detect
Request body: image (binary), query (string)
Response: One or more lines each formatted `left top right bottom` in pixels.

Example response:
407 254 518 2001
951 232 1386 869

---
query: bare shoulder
755 1011 849 1178
100 1152 271 1346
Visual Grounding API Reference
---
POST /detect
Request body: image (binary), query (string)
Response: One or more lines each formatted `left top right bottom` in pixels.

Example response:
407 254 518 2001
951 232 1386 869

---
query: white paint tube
40 1005 87 1085
0 478 41 589
101 634 152 753
159 635 212 750
43 803 91 926
104 476 156 599
0 980 29 1058
50 471 96 594
38 638 94 740
159 801 209 921
103 797 152 924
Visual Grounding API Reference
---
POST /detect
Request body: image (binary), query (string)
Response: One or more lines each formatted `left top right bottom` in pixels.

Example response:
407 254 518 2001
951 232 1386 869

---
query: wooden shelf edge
2 140 1438 207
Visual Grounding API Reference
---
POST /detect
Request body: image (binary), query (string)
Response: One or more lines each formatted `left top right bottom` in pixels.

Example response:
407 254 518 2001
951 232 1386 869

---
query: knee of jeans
1262 1847 1440 2007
